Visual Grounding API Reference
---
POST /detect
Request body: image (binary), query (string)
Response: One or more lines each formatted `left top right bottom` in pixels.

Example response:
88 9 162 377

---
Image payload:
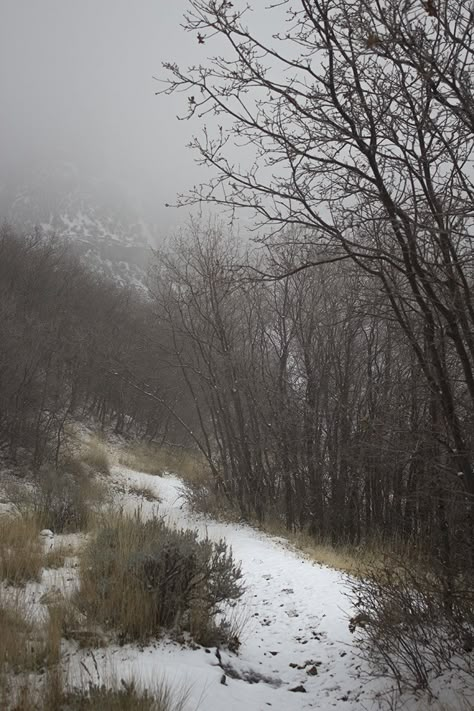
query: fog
0 0 213 232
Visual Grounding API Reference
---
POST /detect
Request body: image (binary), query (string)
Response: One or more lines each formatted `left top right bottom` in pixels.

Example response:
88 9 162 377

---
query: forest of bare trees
157 0 474 564
2 0 474 576
0 223 197 468
1 0 474 697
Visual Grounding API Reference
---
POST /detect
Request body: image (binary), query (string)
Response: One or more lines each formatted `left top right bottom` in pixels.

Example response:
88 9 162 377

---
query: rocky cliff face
0 161 155 289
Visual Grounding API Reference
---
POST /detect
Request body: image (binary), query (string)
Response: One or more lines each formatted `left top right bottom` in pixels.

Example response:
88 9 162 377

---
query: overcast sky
0 0 216 228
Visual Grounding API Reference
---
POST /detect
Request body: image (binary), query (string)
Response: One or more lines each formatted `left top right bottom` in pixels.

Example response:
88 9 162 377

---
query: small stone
306 666 319 676
220 674 227 685
270 651 278 656
289 685 306 693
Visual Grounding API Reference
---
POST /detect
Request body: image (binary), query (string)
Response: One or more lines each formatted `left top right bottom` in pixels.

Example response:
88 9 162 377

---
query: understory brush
0 589 65 708
0 514 44 584
181 468 388 575
60 677 188 711
0 594 49 676
118 441 205 481
348 554 474 696
8 459 108 534
80 437 111 476
3 662 186 711
0 582 186 710
77 511 244 645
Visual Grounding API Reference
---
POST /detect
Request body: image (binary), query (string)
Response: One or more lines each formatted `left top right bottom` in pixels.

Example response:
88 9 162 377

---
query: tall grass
0 514 43 584
77 511 244 645
118 442 207 481
80 437 111 476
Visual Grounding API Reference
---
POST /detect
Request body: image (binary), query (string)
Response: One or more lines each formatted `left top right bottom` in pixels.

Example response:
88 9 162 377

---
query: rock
220 674 227 685
289 685 306 693
306 665 319 676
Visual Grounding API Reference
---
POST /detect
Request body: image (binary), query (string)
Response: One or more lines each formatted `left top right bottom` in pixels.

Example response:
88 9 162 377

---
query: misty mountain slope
0 161 155 289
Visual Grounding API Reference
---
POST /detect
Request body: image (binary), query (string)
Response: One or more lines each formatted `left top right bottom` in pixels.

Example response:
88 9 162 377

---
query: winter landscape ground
1 441 472 711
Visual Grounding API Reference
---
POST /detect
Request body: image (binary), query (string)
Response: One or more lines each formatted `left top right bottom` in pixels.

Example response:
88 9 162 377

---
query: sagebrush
77 512 244 644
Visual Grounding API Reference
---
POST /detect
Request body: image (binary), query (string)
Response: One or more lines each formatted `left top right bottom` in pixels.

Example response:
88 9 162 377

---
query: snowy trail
100 466 383 711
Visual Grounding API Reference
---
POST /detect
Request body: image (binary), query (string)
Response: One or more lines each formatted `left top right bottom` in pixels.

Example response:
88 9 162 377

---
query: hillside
0 161 154 289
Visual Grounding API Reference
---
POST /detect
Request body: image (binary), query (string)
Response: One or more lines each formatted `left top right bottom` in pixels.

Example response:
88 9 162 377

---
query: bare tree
163 0 474 493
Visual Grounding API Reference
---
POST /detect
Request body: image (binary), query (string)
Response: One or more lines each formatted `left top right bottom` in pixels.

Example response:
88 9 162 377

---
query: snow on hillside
0 161 154 289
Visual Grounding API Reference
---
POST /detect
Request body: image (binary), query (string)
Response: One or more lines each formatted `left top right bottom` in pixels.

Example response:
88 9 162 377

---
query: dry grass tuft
0 595 48 674
80 437 111 476
0 514 44 584
43 543 69 570
127 483 161 503
258 520 384 576
60 677 188 711
2 652 187 711
118 442 207 482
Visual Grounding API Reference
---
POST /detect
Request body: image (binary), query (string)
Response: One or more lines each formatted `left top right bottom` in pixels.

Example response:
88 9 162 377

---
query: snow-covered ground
4 464 472 710
102 467 375 711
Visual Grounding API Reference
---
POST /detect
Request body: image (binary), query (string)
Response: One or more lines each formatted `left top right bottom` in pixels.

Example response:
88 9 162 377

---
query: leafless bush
348 556 474 694
30 462 107 533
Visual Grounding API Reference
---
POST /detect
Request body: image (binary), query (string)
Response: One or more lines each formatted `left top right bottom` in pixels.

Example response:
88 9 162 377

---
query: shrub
348 555 474 694
77 512 244 644
0 514 43 584
33 464 107 533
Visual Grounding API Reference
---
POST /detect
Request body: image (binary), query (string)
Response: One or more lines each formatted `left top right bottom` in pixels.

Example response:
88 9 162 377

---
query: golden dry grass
80 437 111 476
0 595 47 673
255 518 383 576
0 514 44 584
118 442 208 483
127 482 161 502
77 512 159 641
43 543 70 569
2 649 187 711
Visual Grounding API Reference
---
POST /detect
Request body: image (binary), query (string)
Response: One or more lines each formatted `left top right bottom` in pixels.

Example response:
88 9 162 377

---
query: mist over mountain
0 160 160 289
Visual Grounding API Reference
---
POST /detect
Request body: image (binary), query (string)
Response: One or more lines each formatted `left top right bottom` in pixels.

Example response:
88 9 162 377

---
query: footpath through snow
78 466 387 711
